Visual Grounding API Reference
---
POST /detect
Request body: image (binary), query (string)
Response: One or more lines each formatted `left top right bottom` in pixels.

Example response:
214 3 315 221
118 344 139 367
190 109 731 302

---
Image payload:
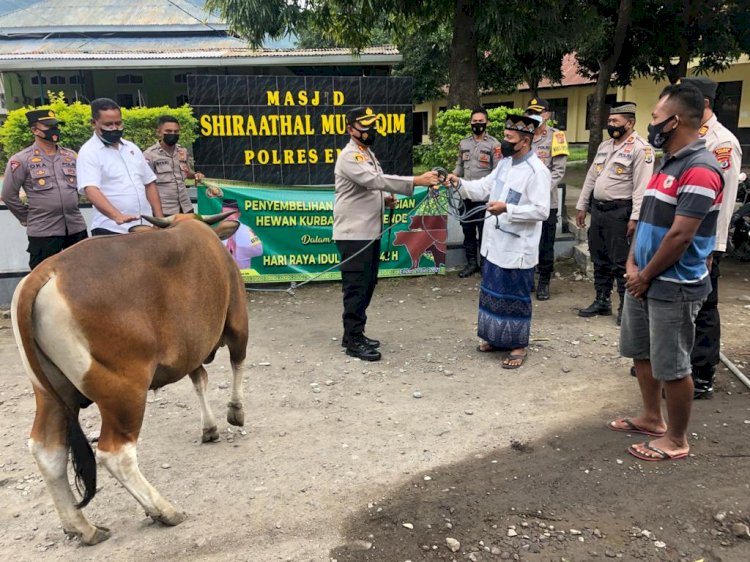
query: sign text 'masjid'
188 75 414 186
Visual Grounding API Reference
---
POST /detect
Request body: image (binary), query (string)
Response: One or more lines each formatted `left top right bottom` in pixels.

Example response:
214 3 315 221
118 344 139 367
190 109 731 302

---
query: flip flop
502 353 527 369
627 442 689 462
607 418 666 437
476 343 501 353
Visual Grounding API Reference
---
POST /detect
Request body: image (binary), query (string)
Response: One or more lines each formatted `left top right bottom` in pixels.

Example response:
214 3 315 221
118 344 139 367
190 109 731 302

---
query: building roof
0 0 225 34
518 54 595 92
0 35 402 69
0 0 400 70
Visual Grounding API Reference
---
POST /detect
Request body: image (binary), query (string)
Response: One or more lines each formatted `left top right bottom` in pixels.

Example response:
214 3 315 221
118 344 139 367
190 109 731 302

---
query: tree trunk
446 0 480 108
587 60 613 163
525 73 540 99
586 0 633 163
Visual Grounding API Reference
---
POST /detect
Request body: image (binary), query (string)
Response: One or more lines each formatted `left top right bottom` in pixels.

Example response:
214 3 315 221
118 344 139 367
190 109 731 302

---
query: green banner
197 183 448 283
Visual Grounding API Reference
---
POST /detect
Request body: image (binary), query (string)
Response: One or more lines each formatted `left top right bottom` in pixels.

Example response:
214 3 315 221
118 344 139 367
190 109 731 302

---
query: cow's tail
10 272 97 509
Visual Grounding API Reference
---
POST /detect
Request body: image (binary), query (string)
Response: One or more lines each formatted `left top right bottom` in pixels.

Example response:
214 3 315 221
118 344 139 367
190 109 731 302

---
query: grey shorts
619 292 704 381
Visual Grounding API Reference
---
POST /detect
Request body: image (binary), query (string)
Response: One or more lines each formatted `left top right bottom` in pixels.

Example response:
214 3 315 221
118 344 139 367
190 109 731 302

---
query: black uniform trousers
588 200 632 299
27 229 88 270
336 239 381 340
460 199 485 261
537 209 558 283
691 251 722 387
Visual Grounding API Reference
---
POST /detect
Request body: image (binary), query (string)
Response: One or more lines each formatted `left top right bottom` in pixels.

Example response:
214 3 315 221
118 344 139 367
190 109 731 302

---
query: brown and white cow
10 213 249 545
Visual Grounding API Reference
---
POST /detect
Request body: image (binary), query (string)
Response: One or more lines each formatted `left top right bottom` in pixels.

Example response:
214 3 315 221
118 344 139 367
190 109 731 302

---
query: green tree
575 0 636 163
484 1 588 97
627 0 749 84
576 0 750 162
205 0 528 108
0 92 198 167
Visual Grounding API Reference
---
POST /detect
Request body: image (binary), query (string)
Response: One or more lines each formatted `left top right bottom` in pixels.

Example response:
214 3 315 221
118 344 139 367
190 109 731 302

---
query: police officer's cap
610 101 637 116
505 114 539 136
345 106 378 127
678 76 717 101
26 109 59 127
526 98 550 114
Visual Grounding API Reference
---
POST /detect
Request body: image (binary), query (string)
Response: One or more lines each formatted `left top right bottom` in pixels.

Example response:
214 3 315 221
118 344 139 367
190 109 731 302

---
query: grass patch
568 145 588 162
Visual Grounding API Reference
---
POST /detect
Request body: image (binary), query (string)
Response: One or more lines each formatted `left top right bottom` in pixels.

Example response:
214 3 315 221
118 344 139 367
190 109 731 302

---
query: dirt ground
1 259 749 562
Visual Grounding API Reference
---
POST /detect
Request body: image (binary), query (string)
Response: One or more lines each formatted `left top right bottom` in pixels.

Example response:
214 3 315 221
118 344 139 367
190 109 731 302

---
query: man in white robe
446 114 550 369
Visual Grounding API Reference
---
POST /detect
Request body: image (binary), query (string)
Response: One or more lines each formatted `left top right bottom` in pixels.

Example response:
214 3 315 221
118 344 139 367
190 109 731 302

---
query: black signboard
188 75 414 185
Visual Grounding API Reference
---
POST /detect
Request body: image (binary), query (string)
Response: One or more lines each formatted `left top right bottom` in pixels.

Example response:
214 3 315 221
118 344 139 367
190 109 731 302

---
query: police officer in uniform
453 107 502 277
2 109 87 269
144 115 204 215
576 102 654 324
680 76 743 399
334 107 438 361
525 98 568 300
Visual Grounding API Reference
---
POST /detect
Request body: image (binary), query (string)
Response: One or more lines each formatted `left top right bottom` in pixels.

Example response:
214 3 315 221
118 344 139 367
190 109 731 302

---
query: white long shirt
77 134 157 233
459 151 551 269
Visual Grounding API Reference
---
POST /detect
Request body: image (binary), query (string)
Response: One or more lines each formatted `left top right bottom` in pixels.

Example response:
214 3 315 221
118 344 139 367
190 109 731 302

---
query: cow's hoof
79 525 111 545
201 426 221 443
152 511 187 526
226 402 244 426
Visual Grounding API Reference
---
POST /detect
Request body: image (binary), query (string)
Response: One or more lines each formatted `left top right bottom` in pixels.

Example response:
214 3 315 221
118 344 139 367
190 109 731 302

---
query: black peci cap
505 114 539 135
678 76 718 100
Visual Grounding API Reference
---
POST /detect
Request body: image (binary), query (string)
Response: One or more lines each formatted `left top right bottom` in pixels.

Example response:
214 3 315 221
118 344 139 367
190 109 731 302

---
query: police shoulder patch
352 153 367 163
714 146 732 170
551 131 569 157
9 160 21 173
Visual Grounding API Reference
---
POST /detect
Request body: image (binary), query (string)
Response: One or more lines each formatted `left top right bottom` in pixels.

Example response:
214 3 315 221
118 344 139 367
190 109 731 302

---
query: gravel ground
0 260 749 562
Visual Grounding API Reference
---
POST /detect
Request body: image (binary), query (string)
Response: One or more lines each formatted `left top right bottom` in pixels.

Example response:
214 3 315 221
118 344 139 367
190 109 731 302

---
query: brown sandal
502 353 527 369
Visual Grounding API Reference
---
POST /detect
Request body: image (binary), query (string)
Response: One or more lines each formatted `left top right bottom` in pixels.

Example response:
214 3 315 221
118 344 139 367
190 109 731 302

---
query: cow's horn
200 211 235 225
141 215 177 228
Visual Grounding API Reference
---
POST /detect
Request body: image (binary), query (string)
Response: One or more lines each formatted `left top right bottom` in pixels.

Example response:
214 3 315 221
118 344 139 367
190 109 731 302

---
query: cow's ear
128 225 154 233
213 219 241 240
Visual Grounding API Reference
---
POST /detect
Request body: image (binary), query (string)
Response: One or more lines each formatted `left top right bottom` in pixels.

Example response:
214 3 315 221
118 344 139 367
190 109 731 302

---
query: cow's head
129 212 240 240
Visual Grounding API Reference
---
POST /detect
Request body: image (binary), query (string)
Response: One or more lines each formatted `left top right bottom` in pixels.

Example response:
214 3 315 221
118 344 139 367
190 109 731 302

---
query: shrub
413 106 523 171
0 92 198 168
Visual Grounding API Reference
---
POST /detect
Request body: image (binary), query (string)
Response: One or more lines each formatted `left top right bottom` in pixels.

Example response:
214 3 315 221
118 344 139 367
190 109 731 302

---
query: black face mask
100 128 124 145
500 139 521 157
39 127 61 143
471 123 487 136
354 126 376 146
163 133 180 146
607 125 628 140
647 115 676 149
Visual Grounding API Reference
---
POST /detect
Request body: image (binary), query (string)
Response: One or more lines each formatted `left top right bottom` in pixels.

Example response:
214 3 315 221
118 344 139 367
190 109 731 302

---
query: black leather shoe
578 297 612 317
536 283 550 301
346 341 381 361
693 376 714 400
459 262 480 278
693 387 714 400
341 334 380 348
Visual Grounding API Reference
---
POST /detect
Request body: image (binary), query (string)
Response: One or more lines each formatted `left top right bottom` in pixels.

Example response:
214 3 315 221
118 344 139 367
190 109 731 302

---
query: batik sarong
477 261 534 350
